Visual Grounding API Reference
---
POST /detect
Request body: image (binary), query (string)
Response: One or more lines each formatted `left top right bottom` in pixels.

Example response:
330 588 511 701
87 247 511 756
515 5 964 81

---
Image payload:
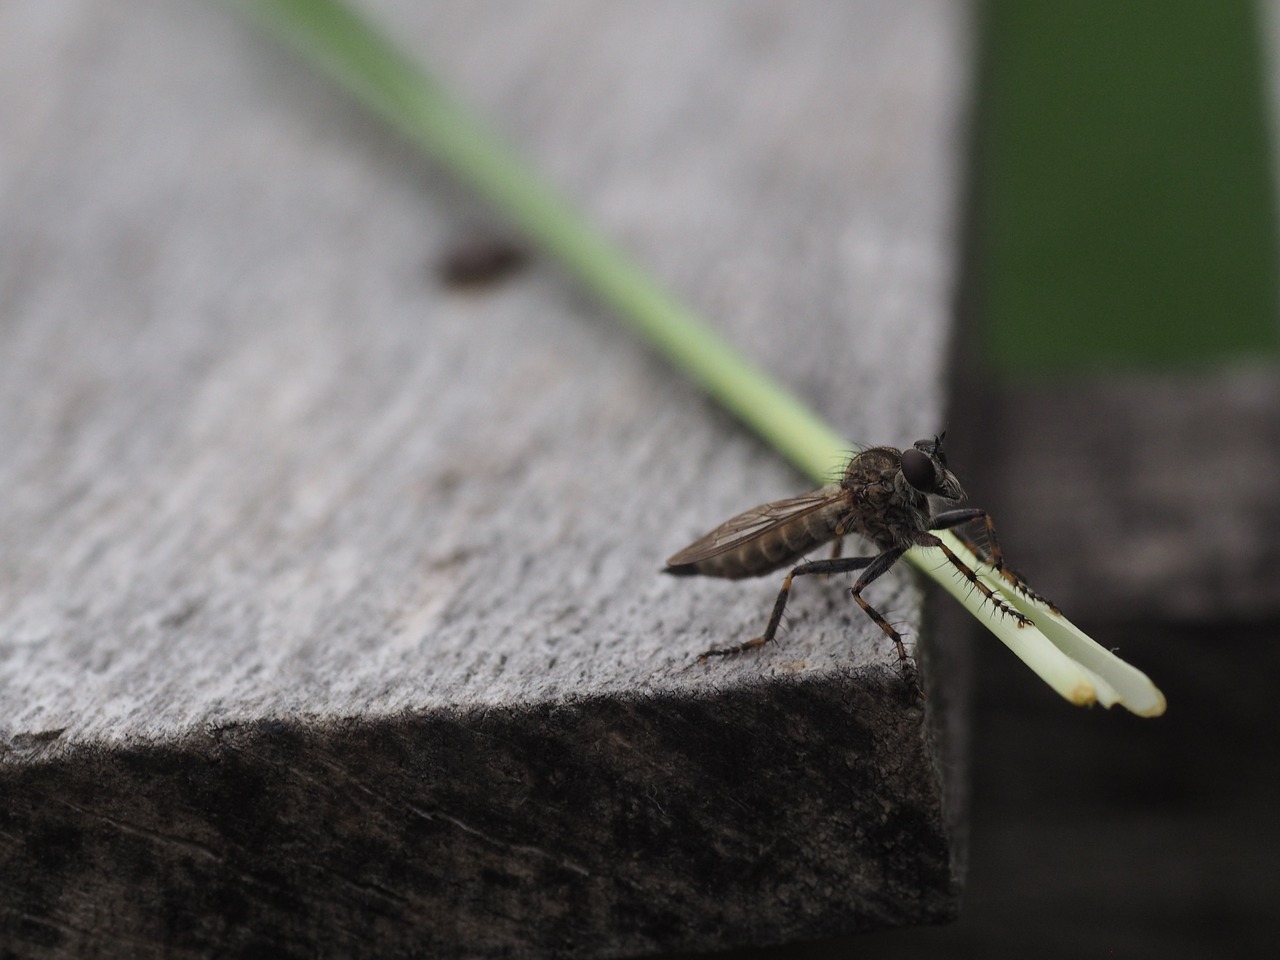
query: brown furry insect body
665 435 1047 663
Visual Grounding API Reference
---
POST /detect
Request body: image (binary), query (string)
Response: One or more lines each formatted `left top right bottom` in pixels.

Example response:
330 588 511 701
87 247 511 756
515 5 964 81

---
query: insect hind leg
696 555 874 663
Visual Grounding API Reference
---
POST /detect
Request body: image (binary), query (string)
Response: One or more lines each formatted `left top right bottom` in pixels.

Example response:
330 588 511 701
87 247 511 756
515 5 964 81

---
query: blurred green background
978 0 1279 374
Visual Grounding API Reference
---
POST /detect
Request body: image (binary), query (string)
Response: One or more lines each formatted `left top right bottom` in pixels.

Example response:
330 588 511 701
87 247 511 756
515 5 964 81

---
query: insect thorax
840 447 932 550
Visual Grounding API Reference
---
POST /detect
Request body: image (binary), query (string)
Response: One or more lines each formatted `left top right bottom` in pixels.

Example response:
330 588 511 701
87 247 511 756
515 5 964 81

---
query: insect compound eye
900 447 938 493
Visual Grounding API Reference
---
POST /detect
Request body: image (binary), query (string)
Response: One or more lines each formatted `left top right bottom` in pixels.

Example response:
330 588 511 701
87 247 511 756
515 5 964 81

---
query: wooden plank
0 1 973 955
955 373 1280 621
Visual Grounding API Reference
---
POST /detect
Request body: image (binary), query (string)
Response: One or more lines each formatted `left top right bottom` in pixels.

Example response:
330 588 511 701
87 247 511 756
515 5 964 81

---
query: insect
665 434 1054 664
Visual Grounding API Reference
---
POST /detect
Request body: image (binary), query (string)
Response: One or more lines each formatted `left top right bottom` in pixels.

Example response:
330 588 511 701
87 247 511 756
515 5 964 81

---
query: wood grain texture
0 1 972 955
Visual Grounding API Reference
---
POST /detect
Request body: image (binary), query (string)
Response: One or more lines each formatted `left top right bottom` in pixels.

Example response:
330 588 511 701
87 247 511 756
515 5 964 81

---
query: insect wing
666 485 841 566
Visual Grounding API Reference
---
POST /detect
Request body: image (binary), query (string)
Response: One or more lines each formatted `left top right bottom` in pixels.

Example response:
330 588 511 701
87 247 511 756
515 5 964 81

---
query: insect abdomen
669 504 843 580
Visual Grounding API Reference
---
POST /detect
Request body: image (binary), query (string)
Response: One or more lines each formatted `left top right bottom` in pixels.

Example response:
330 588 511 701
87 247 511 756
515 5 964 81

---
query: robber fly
665 434 1053 664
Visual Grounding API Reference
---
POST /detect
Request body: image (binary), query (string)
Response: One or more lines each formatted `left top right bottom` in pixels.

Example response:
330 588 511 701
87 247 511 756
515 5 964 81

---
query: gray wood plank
0 1 973 955
956 372 1280 621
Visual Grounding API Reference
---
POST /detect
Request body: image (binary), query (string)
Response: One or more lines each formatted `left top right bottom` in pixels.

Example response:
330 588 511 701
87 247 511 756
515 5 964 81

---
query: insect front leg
915 530 1037 626
930 508 1059 613
696 555 874 663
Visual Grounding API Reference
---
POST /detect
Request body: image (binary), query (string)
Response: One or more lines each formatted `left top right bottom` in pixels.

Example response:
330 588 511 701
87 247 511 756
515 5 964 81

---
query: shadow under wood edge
0 658 971 956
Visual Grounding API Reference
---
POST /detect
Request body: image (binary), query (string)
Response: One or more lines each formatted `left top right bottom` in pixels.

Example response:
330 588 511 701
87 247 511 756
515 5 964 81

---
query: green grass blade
233 0 1165 715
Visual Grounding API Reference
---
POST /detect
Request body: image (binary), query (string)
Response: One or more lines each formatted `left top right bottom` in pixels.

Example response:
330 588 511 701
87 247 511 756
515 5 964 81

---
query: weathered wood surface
0 1 972 955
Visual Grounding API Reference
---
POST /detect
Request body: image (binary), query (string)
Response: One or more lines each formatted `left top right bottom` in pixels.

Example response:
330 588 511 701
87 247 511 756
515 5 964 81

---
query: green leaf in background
980 0 1280 374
